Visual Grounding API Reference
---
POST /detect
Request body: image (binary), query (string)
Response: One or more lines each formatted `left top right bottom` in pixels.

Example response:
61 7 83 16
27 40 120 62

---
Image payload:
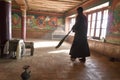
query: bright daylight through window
69 2 109 40
86 2 109 40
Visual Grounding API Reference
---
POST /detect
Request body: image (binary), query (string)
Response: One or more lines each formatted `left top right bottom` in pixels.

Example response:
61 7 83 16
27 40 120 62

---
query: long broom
55 29 72 49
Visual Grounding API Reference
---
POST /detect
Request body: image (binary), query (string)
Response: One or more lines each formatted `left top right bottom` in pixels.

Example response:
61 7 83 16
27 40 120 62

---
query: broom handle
55 29 72 48
67 29 72 35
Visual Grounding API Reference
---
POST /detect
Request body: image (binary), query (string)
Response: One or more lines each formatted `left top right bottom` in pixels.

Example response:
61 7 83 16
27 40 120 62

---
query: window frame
85 6 109 40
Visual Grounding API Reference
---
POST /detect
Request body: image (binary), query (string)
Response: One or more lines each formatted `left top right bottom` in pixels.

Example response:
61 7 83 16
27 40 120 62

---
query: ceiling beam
15 0 27 10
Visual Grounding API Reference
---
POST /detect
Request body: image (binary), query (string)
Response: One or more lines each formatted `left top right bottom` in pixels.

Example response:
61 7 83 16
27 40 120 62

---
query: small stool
24 42 34 56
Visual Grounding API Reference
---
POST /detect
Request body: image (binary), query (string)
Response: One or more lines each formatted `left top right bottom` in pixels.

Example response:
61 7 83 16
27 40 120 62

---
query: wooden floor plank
0 39 120 80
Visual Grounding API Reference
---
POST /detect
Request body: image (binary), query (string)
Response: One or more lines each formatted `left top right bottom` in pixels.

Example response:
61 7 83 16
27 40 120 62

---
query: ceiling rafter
13 0 90 13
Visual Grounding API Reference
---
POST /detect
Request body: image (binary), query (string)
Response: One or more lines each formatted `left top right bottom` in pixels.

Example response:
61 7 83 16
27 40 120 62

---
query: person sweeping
69 7 90 63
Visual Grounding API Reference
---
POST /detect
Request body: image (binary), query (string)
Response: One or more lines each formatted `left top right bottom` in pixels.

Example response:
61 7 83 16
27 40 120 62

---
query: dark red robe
69 13 90 58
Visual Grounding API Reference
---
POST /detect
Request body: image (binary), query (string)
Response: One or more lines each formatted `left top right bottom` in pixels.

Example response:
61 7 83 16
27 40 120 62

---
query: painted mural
27 15 37 28
109 2 120 34
26 15 63 30
12 12 64 30
112 3 120 33
12 13 21 28
106 0 120 44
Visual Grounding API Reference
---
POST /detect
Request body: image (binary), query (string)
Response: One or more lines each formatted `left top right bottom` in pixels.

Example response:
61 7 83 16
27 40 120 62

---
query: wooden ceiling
13 0 90 13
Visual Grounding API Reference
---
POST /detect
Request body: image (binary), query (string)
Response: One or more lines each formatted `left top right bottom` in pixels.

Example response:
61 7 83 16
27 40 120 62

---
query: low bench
24 42 34 56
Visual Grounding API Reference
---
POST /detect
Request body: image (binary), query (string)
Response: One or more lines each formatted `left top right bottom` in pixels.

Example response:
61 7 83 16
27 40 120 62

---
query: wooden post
0 0 12 57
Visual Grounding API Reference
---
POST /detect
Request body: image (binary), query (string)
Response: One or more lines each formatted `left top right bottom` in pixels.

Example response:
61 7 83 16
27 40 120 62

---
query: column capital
20 5 27 16
21 5 26 10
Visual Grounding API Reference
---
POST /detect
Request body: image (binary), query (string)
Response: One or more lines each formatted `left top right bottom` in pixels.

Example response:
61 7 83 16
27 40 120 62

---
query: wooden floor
0 39 120 80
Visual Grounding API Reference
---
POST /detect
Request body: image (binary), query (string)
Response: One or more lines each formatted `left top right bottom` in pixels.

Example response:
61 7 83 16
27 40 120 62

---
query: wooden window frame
85 6 109 40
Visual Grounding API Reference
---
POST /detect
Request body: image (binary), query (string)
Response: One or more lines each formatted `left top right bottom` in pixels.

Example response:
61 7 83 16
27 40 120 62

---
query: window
70 17 75 30
69 15 76 35
86 2 109 40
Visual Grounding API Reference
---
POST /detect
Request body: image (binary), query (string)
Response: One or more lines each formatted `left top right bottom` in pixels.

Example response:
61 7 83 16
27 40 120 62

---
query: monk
69 7 90 63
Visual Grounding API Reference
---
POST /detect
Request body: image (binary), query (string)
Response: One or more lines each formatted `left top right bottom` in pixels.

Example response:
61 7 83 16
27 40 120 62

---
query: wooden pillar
0 0 12 57
21 7 26 41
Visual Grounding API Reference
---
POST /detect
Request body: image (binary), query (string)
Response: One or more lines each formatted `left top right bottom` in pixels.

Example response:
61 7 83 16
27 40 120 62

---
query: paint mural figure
69 7 90 63
107 0 120 44
112 3 120 33
37 16 45 28
26 16 36 28
12 14 21 28
48 17 57 27
108 1 120 34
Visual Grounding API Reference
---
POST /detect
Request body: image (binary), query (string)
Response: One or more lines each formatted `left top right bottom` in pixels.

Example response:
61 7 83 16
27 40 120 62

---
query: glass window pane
91 21 95 28
102 20 107 28
88 21 91 29
97 11 102 20
92 13 96 21
70 18 75 29
96 21 101 28
91 29 94 36
103 10 108 19
88 14 91 21
95 29 100 37
87 28 90 36
101 29 107 38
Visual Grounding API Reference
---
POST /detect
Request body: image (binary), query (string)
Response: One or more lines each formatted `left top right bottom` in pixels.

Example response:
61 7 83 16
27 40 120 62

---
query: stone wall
88 40 120 59
66 36 120 59
12 28 53 39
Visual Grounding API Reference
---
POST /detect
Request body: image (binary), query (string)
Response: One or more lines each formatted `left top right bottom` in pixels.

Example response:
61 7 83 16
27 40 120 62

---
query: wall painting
106 0 120 44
